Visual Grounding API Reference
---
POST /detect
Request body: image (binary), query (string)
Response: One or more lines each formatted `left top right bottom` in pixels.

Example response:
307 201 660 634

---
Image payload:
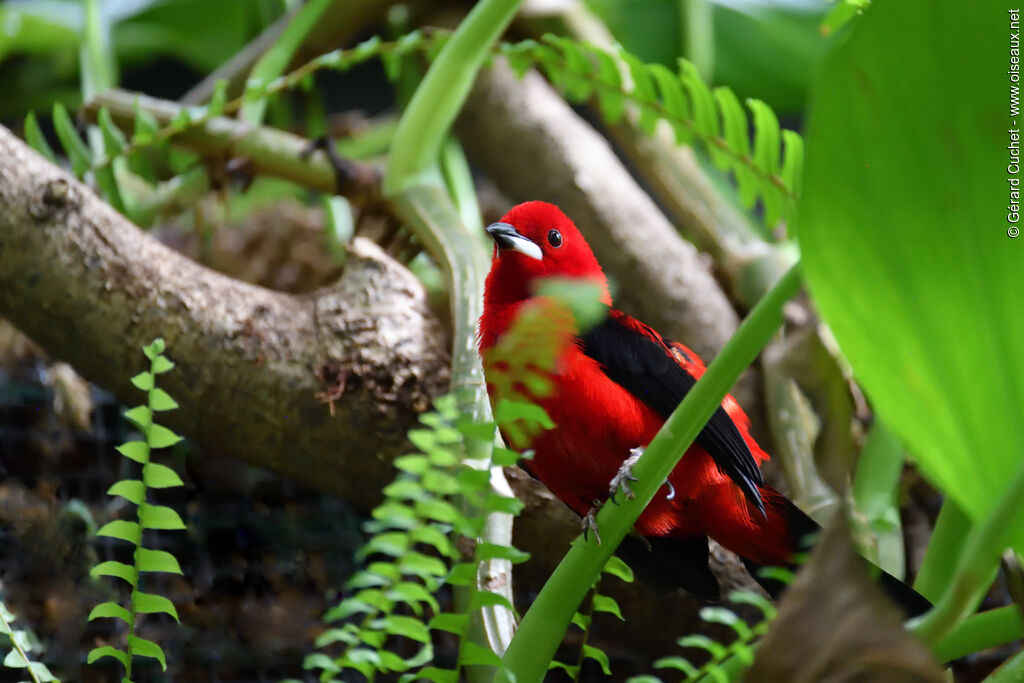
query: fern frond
88 338 187 681
502 35 802 228
307 394 529 682
0 601 58 683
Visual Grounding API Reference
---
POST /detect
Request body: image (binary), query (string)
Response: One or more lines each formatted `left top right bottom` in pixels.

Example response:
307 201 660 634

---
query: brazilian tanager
478 201 930 616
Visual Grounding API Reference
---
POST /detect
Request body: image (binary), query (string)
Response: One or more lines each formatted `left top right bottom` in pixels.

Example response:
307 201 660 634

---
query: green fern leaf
591 594 624 621
91 561 138 586
52 102 92 177
139 504 186 530
131 591 179 621
137 548 183 574
142 462 183 488
24 112 57 163
88 601 132 623
97 520 142 545
87 646 129 668
146 424 182 449
123 406 152 431
583 644 612 675
458 641 503 668
127 635 167 671
108 480 145 505
117 441 149 463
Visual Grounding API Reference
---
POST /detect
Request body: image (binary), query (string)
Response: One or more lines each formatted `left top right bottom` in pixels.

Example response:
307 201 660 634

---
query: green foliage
306 394 530 682
88 338 187 681
502 34 802 227
797 0 1021 542
29 27 798 233
0 602 58 683
548 557 634 680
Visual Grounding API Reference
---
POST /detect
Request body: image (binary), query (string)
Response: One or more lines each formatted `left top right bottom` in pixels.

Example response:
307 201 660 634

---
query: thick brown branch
0 125 448 510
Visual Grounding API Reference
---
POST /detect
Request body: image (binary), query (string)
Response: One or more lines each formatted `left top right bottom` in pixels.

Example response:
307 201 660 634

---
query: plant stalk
499 264 803 683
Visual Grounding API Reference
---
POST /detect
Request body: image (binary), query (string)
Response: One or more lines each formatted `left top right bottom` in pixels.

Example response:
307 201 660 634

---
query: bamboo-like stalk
911 460 1024 645
499 264 803 683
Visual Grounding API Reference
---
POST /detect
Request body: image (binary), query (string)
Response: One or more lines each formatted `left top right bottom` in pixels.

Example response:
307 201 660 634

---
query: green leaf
653 655 697 675
128 635 167 670
88 601 132 623
147 423 182 449
52 102 91 177
375 615 431 643
132 591 179 621
96 520 141 545
24 111 57 163
583 644 612 675
475 542 530 564
468 589 514 612
387 581 441 614
414 498 460 523
356 531 409 559
143 338 165 360
398 551 448 579
149 388 179 411
406 666 457 683
98 107 128 157
571 611 591 630
29 661 58 682
303 652 341 672
4 648 28 668
591 594 624 621
649 63 693 144
88 645 129 668
677 633 726 658
108 479 145 505
208 79 228 116
124 406 152 431
493 399 555 430
409 525 453 556
117 440 149 463
602 556 635 582
700 606 752 640
428 612 469 636
445 562 476 587
459 641 503 667
137 548 182 574
798 0 1024 543
151 356 175 374
394 454 429 474
143 462 184 488
728 589 777 618
91 561 137 586
140 504 186 530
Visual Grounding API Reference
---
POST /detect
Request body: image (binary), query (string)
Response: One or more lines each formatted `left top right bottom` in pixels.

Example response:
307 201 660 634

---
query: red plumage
479 201 931 615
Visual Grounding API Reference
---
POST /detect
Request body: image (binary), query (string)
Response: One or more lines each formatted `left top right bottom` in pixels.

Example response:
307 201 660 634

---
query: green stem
383 0 524 194
911 460 1024 645
499 265 803 683
241 0 333 125
0 607 45 683
914 498 974 602
932 606 1024 663
986 645 1024 682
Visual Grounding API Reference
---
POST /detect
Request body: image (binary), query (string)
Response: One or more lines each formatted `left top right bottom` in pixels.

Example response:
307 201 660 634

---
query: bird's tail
737 487 932 618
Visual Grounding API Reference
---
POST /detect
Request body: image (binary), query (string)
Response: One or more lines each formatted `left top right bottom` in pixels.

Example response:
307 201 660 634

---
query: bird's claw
609 447 644 504
581 500 602 545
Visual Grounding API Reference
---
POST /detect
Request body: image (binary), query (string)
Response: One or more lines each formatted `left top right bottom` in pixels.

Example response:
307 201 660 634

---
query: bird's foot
299 135 380 197
609 446 676 503
581 499 603 545
609 447 643 504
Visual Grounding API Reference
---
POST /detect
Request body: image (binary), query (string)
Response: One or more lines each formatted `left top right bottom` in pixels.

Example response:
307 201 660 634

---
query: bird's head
483 201 610 306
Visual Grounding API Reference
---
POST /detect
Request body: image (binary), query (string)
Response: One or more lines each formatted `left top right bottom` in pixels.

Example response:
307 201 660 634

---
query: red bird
478 201 930 615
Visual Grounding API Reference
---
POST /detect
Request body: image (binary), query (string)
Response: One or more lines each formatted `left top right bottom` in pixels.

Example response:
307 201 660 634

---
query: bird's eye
547 229 563 247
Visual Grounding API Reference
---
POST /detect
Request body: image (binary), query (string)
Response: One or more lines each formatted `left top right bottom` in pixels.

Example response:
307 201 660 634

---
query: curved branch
0 125 448 511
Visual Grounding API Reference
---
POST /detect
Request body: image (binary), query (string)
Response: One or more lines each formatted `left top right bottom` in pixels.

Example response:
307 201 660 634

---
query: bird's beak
485 222 543 261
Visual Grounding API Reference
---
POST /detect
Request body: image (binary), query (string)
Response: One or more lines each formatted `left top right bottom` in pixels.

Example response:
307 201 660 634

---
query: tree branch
0 124 447 511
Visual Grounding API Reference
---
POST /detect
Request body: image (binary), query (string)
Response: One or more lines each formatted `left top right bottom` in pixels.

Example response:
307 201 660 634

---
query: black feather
579 311 765 515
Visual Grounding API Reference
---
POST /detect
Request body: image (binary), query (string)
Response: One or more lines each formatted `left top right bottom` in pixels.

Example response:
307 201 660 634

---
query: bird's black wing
578 309 764 515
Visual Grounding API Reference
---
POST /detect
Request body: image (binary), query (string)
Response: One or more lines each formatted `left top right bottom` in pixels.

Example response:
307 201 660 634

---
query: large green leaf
797 0 1023 536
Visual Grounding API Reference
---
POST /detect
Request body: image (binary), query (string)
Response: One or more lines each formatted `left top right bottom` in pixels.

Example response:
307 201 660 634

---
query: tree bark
0 125 449 511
